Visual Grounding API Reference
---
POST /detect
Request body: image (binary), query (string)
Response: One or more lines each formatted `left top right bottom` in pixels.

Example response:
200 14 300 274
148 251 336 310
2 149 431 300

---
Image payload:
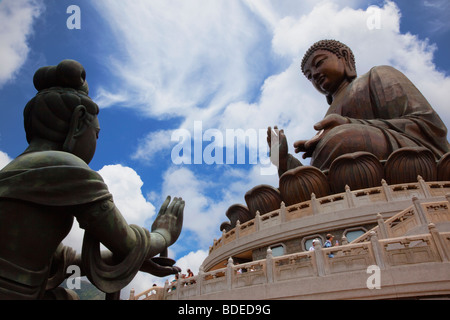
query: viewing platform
130 178 450 300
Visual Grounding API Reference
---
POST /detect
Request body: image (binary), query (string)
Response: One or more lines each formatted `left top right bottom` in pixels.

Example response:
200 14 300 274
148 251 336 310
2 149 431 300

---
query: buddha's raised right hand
267 126 289 171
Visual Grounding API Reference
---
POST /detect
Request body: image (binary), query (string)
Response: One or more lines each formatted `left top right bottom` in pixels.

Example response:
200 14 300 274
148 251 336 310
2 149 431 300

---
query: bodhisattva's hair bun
33 60 89 95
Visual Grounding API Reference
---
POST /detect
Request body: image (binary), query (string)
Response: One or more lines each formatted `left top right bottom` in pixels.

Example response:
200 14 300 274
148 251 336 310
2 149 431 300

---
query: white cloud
161 167 217 244
159 164 278 250
0 150 12 169
92 0 268 120
423 0 450 34
121 271 162 299
174 249 208 274
132 129 174 163
0 0 43 87
93 87 129 109
97 164 156 225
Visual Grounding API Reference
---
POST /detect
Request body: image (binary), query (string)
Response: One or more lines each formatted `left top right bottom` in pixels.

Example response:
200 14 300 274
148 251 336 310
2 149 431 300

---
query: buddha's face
71 115 100 164
303 50 347 96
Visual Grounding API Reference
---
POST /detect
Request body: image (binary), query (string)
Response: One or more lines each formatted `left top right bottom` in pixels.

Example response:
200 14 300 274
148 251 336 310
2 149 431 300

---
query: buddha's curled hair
24 60 99 144
301 39 356 76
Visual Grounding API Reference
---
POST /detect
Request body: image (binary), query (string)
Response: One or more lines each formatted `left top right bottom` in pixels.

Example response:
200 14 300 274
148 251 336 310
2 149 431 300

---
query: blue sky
1 0 449 296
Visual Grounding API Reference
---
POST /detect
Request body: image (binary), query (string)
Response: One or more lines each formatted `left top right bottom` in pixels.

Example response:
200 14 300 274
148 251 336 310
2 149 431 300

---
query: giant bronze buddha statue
220 40 450 230
267 39 450 202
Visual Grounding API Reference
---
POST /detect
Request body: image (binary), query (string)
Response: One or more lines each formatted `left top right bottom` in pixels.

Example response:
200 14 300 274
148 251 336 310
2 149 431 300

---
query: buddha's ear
63 105 87 153
340 48 357 79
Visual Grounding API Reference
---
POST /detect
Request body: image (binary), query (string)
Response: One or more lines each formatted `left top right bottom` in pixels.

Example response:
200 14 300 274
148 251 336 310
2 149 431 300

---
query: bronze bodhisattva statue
0 60 184 299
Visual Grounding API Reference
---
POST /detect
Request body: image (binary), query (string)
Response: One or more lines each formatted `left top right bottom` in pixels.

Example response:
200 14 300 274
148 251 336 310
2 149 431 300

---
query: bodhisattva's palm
138 196 184 276
151 196 184 248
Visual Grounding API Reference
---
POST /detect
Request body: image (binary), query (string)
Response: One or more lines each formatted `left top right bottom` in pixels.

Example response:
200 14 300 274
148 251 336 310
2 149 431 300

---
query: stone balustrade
130 180 450 300
209 178 450 254
135 225 450 300
129 286 165 300
352 193 450 243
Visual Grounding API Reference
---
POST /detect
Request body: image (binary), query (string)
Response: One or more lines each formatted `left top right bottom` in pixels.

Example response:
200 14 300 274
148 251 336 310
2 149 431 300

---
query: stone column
412 196 429 226
377 213 389 239
196 266 204 296
176 275 181 300
345 185 356 207
381 179 393 202
129 288 135 300
266 248 274 283
314 241 326 276
226 257 234 290
418 175 431 198
255 211 261 232
341 236 348 245
428 223 449 262
370 231 386 270
163 279 169 300
311 193 320 215
279 202 287 223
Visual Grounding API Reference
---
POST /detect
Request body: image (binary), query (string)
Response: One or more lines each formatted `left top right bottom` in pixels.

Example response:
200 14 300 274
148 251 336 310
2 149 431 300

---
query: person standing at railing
170 273 179 291
324 234 338 257
186 268 196 285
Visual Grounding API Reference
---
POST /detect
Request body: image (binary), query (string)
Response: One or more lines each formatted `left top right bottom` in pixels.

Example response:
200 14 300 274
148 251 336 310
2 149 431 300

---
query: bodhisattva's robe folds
0 151 111 206
0 151 112 299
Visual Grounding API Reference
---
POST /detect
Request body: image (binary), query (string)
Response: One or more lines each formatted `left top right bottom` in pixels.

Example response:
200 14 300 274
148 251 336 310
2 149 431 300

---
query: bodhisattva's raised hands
151 196 184 249
140 196 185 276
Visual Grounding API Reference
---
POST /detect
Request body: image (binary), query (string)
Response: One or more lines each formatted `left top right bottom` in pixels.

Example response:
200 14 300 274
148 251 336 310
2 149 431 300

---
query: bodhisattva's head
23 60 100 164
301 40 357 104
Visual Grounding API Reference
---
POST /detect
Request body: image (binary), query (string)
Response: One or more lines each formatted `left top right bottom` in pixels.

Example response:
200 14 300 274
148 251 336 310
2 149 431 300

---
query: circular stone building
131 148 450 300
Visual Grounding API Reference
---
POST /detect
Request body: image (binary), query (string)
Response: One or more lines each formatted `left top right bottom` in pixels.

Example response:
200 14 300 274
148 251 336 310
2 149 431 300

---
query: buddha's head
301 40 357 104
24 60 100 164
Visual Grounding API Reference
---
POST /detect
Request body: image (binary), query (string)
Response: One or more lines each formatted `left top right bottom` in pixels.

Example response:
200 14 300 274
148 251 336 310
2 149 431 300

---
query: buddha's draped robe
288 65 449 171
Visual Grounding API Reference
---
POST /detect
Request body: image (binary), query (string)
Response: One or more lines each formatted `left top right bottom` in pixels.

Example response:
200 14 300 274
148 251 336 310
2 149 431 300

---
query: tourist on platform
186 268 196 285
324 234 337 257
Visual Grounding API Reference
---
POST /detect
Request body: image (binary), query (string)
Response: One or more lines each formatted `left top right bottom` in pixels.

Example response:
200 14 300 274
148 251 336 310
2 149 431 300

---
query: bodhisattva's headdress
23 60 99 146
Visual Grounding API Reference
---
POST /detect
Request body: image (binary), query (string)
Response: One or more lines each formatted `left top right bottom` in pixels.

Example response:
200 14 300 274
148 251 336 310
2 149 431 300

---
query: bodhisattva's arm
75 196 184 261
